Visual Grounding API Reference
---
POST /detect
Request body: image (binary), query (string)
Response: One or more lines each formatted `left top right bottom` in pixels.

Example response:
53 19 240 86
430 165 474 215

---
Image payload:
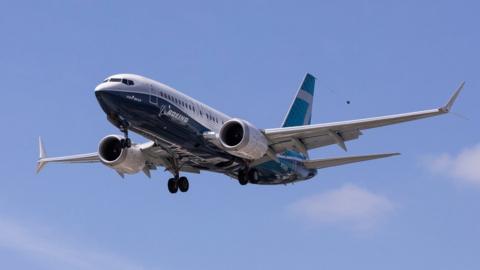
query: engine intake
98 135 145 174
219 119 268 160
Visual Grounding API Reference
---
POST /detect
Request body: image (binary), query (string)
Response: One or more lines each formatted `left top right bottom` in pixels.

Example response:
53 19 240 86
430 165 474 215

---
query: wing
36 138 201 175
264 82 464 153
36 137 100 173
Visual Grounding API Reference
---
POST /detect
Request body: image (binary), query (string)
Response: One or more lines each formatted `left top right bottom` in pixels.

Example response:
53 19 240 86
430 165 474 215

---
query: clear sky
0 1 479 269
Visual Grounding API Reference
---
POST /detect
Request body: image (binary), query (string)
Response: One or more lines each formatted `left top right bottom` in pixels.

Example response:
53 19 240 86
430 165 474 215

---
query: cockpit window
121 79 134 86
106 77 134 85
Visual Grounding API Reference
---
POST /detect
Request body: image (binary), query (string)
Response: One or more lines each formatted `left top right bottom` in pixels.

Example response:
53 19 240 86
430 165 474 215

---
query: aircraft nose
95 83 108 92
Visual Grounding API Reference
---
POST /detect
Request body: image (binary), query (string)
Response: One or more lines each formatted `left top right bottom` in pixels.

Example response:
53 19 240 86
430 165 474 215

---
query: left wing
264 82 464 154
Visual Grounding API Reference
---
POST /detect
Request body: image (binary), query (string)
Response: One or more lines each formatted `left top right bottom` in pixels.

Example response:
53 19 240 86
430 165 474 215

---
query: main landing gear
167 175 189 193
116 119 189 194
238 168 259 185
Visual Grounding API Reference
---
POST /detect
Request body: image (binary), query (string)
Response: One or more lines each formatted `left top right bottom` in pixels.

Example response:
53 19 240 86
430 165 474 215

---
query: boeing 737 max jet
37 74 464 193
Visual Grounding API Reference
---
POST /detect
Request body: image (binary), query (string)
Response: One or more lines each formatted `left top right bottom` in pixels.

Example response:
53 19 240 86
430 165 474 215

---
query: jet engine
98 135 146 174
218 119 268 160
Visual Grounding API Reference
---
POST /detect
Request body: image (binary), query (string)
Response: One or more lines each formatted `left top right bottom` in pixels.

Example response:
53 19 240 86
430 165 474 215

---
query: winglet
39 137 46 159
36 137 47 174
441 81 465 113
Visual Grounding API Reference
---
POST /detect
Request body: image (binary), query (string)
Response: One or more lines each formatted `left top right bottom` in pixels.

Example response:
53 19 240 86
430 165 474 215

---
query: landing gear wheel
119 122 131 148
178 177 189 192
238 170 248 185
247 169 259 184
167 178 178 194
120 138 132 148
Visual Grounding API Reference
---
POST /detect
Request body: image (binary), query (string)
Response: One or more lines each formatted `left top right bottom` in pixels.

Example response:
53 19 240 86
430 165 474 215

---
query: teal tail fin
282 73 316 127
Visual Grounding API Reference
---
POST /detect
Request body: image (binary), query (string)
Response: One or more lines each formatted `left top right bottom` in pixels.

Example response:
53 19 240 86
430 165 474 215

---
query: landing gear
121 138 131 148
168 178 178 193
238 170 248 185
247 169 259 184
178 176 189 192
238 168 259 185
167 175 189 194
119 121 131 148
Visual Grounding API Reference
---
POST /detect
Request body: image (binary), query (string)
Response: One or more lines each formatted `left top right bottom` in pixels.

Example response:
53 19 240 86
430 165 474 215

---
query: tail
280 73 316 160
281 73 316 128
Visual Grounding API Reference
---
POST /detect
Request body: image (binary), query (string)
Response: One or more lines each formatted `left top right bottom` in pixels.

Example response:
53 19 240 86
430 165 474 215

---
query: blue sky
0 1 479 269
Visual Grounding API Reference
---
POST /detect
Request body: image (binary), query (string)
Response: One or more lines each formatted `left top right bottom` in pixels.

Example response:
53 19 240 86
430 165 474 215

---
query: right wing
36 137 201 175
264 82 464 154
36 137 100 173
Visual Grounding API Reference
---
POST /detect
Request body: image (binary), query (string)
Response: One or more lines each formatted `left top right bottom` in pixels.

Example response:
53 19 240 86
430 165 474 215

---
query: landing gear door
149 84 157 105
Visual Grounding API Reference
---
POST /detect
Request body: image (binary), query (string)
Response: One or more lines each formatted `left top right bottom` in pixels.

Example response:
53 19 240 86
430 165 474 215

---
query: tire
247 169 259 184
178 177 189 192
238 170 248 185
167 178 178 193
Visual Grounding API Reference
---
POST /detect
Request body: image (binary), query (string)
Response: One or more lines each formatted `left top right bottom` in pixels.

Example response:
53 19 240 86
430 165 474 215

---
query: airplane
36 73 464 194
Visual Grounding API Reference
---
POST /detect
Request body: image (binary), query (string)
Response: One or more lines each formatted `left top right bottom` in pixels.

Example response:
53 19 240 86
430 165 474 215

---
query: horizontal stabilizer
303 153 400 170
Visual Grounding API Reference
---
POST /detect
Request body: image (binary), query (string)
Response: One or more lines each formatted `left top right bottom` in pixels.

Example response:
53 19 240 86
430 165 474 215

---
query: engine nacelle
98 135 146 174
218 119 268 160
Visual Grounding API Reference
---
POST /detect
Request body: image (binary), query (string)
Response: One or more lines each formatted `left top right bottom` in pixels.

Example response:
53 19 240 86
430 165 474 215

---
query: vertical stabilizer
282 73 316 127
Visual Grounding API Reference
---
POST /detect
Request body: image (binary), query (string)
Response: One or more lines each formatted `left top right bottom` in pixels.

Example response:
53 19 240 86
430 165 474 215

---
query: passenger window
110 78 121 82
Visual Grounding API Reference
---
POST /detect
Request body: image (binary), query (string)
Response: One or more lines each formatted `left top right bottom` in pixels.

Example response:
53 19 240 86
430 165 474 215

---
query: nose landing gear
119 122 132 148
